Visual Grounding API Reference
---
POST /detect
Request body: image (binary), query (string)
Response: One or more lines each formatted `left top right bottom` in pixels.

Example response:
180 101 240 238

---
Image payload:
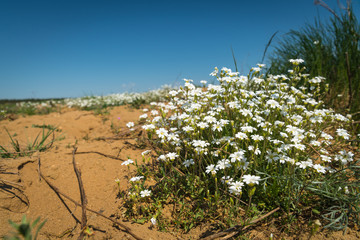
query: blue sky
0 0 359 99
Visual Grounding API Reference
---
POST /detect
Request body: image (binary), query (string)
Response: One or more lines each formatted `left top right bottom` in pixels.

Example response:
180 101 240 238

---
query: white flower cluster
64 85 174 108
135 60 356 197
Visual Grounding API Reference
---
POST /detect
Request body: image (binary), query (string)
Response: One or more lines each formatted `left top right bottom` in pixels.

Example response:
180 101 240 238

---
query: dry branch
201 207 280 240
0 179 24 188
72 151 126 161
37 157 143 240
72 147 88 240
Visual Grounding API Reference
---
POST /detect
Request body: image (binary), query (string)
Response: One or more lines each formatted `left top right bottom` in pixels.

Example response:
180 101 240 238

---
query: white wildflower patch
123 60 358 228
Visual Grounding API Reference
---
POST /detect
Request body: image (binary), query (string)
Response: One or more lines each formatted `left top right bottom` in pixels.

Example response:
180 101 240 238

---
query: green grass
0 98 64 120
4 215 46 240
0 127 57 158
268 2 360 121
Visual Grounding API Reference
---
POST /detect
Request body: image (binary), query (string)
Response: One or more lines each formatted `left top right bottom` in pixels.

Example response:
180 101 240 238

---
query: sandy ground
0 106 359 239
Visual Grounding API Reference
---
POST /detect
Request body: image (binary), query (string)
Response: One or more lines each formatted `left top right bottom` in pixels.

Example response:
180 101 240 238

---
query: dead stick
95 137 136 141
72 147 88 240
38 156 41 182
201 207 280 240
72 151 126 161
0 179 24 188
38 158 143 240
305 143 322 156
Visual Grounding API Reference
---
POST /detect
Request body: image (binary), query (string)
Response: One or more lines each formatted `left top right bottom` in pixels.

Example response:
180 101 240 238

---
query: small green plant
26 128 56 152
0 127 56 158
0 128 21 158
4 215 46 240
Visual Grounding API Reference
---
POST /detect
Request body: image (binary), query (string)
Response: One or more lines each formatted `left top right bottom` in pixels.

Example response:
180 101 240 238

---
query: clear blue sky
0 0 359 99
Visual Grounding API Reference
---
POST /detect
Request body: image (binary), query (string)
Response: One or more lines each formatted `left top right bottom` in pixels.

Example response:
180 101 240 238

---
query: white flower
296 160 313 169
274 120 284 127
229 150 246 162
242 175 261 186
254 147 261 155
320 155 332 162
251 67 261 72
183 125 194 132
205 164 217 175
169 90 178 96
221 176 234 184
310 140 321 147
289 59 304 65
183 159 194 167
122 159 134 166
216 159 231 170
142 150 151 156
251 134 264 141
235 132 248 140
126 122 135 128
266 151 279 163
139 113 148 119
293 143 305 151
151 110 159 116
130 176 144 182
192 140 209 148
142 124 155 131
197 121 209 129
152 116 162 123
140 189 151 198
166 152 178 161
212 122 223 132
229 181 244 195
336 128 350 140
241 125 256 133
313 164 326 174
266 99 280 109
156 128 168 139
204 115 217 123
150 217 157 226
335 150 354 164
321 132 333 140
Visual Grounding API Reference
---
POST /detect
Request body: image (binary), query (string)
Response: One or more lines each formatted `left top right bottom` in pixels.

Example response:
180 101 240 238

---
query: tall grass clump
120 60 359 233
268 1 360 120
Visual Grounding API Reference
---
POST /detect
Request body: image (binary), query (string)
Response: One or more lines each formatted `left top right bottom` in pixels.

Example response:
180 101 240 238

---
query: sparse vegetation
0 127 56 158
4 215 46 240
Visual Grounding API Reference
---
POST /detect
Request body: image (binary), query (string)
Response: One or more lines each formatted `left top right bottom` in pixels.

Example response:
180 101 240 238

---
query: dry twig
201 207 280 240
37 157 143 240
72 147 88 240
72 151 126 161
0 178 24 188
